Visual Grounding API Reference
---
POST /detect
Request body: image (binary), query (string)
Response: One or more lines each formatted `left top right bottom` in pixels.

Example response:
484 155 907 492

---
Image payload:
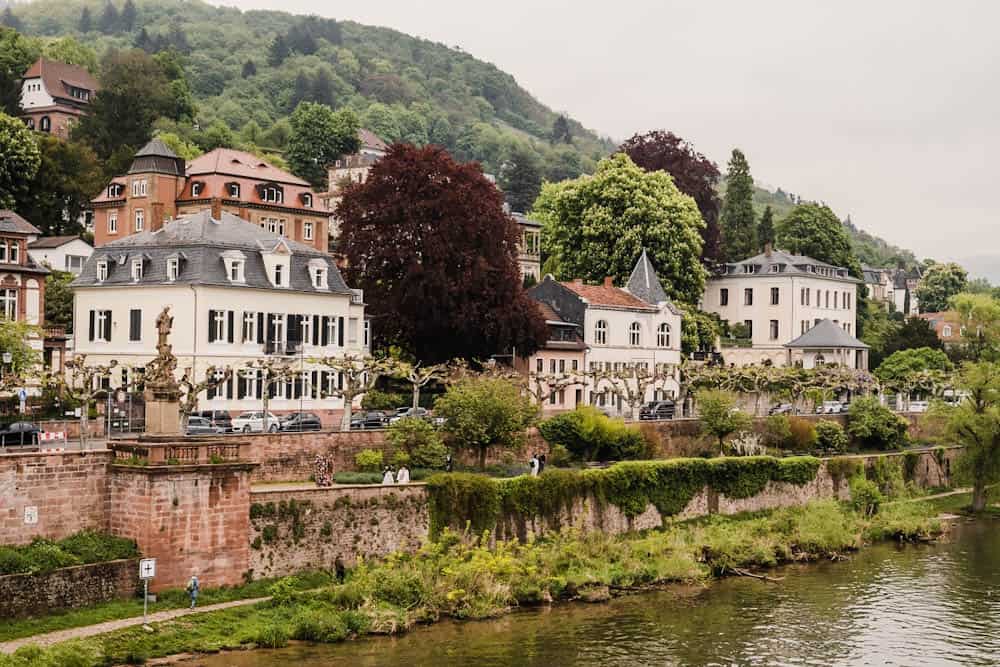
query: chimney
764 242 773 257
150 203 165 232
603 276 614 288
210 197 222 220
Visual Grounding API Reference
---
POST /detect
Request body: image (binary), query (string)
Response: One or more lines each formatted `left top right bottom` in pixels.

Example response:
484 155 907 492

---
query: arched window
40 116 51 132
657 323 671 348
594 320 608 345
629 322 641 347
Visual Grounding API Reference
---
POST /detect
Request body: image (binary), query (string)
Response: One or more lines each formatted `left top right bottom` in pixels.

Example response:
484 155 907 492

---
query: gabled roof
22 58 99 101
0 211 41 236
627 248 669 305
511 212 541 228
28 235 88 249
560 280 658 311
186 148 311 187
784 319 869 349
358 128 388 153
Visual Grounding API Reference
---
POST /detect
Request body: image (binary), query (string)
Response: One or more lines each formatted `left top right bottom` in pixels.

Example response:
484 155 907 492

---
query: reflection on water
193 521 1000 666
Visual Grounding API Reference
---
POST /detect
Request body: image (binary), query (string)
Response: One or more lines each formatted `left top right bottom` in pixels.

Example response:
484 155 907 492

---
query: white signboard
139 558 157 580
23 506 38 525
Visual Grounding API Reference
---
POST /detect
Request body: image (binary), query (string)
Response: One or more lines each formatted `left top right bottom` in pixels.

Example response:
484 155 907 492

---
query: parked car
0 422 39 447
816 401 846 414
908 400 930 413
390 407 430 424
363 411 387 429
768 403 794 416
280 412 322 431
193 410 233 433
639 400 676 420
185 416 221 436
232 411 281 433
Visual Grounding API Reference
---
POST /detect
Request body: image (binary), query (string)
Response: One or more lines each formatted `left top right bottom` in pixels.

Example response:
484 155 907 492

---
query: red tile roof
22 58 98 101
560 280 657 310
358 128 388 152
28 235 82 249
187 149 311 187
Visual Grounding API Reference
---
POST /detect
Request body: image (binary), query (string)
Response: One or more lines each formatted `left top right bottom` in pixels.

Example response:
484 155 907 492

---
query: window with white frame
134 209 144 232
166 258 179 281
0 288 16 320
132 179 147 197
629 322 641 346
943 325 953 337
65 255 86 273
348 317 358 344
97 261 108 282
311 266 327 289
227 259 245 283
273 263 285 287
228 183 240 198
303 221 314 240
211 310 227 343
261 186 283 203
242 312 257 343
302 193 312 208
263 218 286 236
191 182 203 197
594 320 608 345
363 320 370 348
131 258 143 282
8 242 17 264
108 212 118 234
657 323 671 348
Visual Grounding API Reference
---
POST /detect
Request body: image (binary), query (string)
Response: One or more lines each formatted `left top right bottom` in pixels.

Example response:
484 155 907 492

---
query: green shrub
292 607 350 643
14 540 81 574
391 450 411 468
762 414 792 448
787 417 818 451
546 443 572 467
354 449 384 472
850 476 883 517
333 472 383 485
387 417 448 468
846 397 909 450
827 456 862 484
0 548 32 576
538 406 649 461
57 530 139 563
255 624 289 648
867 456 907 499
697 390 752 452
815 420 849 453
361 389 410 411
268 577 299 606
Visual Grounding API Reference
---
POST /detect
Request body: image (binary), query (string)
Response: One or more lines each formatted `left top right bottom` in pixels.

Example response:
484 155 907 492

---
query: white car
908 400 930 413
232 411 281 433
816 401 845 414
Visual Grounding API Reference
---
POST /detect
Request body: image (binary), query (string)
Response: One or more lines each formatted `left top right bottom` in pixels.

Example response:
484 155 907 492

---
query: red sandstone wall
108 464 256 591
0 451 111 545
0 558 139 618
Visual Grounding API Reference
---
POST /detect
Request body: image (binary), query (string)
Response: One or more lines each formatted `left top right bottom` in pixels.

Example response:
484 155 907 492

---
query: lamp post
2 351 12 380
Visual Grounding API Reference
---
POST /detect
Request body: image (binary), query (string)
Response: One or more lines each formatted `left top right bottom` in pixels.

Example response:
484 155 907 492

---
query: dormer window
97 261 108 282
261 185 283 204
274 263 285 287
191 182 203 197
131 258 143 282
228 182 240 198
301 193 313 208
229 260 245 282
108 183 123 198
309 260 328 289
167 258 179 281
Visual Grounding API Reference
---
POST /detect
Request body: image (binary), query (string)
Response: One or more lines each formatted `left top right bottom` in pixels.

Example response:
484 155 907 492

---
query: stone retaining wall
248 484 428 579
0 558 139 619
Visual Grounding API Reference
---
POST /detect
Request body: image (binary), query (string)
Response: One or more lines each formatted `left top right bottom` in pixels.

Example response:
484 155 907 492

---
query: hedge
0 530 139 576
425 456 821 538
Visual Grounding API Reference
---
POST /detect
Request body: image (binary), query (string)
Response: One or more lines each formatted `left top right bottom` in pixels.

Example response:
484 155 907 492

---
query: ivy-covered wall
247 485 428 580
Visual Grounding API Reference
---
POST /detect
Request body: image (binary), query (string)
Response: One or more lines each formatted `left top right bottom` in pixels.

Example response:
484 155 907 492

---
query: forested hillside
3 0 613 180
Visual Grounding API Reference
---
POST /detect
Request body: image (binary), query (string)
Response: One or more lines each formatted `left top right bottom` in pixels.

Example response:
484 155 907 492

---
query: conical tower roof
626 248 669 304
128 138 186 176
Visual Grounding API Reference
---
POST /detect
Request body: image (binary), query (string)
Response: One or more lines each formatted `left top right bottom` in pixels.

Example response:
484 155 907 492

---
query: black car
363 411 387 429
185 416 220 436
280 412 322 431
194 410 233 433
0 421 40 447
638 400 676 421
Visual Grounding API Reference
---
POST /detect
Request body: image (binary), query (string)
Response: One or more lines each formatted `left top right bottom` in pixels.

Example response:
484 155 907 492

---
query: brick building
91 139 330 251
20 58 99 139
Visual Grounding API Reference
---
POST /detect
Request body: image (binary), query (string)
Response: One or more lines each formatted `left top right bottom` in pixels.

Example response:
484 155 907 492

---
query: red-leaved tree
619 130 723 262
337 144 547 363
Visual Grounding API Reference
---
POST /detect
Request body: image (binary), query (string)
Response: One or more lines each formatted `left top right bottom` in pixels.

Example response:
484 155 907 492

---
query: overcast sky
213 0 997 276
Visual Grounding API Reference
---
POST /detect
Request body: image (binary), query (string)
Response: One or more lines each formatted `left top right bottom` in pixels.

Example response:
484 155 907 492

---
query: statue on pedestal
143 306 182 435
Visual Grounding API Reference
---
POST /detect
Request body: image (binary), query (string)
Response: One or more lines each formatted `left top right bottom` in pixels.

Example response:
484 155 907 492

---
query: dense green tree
14 135 103 236
310 68 337 108
268 34 290 66
533 153 706 304
696 389 752 453
0 320 40 377
948 293 1000 362
43 270 75 332
942 361 1000 511
619 129 723 262
361 102 400 143
757 205 775 250
435 377 538 470
0 27 40 116
775 203 861 273
241 59 256 78
99 1 119 34
499 143 542 212
874 347 952 389
861 302 901 367
0 112 41 209
286 102 361 190
551 114 571 144
43 37 98 73
719 148 757 261
916 262 968 313
79 6 93 33
133 26 151 51
878 316 944 364
120 0 137 32
337 144 547 364
681 308 723 355
195 120 235 152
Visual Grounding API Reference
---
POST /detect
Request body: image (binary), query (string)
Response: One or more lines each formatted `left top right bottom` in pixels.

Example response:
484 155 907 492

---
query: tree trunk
412 384 420 410
971 482 988 512
340 391 355 432
478 445 487 471
79 410 88 449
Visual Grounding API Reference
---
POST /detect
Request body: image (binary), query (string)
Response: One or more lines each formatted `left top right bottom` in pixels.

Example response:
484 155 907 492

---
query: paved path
0 597 269 654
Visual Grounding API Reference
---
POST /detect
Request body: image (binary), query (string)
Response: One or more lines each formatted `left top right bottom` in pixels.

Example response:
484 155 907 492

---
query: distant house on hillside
916 311 964 347
20 58 98 139
27 236 94 275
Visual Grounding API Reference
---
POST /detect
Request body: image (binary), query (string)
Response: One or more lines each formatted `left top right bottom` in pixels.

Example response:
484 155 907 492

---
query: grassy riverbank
0 499 942 667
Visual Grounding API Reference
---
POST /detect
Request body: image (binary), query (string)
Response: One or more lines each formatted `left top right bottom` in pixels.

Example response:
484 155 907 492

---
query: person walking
445 453 453 473
529 454 539 477
382 466 396 485
186 573 200 609
538 452 547 475
397 465 410 484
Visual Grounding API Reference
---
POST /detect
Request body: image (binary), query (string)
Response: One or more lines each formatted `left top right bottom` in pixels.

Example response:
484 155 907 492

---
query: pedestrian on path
397 465 410 484
538 452 546 475
529 454 539 477
382 466 396 485
186 573 199 609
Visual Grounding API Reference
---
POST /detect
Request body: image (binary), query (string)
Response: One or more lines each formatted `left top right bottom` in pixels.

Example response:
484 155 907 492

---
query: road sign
18 388 26 414
139 558 157 580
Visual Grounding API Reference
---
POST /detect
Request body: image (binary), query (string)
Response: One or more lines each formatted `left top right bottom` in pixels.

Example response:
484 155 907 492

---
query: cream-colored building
71 211 368 425
701 247 867 369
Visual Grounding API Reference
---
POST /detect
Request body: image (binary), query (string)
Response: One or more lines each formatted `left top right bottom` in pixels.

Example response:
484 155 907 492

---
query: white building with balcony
700 246 868 369
71 210 369 423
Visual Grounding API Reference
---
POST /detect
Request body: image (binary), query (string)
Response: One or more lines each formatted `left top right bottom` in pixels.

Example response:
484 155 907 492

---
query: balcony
265 341 303 356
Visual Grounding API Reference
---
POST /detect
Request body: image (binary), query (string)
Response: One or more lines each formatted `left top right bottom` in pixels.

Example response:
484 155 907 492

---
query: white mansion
72 208 368 421
701 247 869 369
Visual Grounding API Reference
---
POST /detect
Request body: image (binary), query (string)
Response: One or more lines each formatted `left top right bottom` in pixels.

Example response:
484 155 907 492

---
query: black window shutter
256 374 263 399
312 315 320 345
227 376 234 399
338 372 343 390
256 313 264 344
319 371 328 396
208 310 217 343
337 317 344 347
237 373 246 399
227 311 234 343
88 310 95 342
321 316 329 346
129 309 141 341
269 380 277 399
288 314 302 345
266 313 276 343
102 311 112 341
207 382 216 400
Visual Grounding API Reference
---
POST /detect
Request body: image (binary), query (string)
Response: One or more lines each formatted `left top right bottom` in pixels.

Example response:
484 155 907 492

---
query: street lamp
2 351 11 379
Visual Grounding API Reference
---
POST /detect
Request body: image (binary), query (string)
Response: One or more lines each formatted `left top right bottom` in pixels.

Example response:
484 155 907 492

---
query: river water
195 520 999 666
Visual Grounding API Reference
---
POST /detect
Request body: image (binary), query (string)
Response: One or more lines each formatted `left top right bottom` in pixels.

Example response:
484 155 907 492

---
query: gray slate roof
0 210 42 236
73 210 353 295
627 249 668 303
719 248 858 282
784 319 869 349
511 212 541 228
